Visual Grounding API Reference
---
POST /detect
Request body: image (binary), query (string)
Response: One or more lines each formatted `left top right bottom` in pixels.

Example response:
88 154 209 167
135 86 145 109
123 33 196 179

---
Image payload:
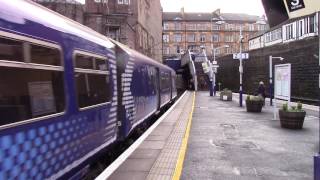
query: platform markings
172 91 195 180
95 91 188 180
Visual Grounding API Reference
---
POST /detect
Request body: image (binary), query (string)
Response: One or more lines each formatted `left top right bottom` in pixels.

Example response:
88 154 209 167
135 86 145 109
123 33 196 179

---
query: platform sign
202 62 209 73
274 64 291 101
233 53 249 60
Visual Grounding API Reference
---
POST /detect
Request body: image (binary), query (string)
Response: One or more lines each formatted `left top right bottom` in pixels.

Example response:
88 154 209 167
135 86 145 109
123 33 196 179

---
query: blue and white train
0 1 177 179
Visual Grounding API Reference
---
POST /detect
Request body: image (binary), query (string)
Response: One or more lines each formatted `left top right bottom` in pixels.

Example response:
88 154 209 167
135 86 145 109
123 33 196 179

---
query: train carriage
0 1 118 179
0 0 178 179
111 40 177 139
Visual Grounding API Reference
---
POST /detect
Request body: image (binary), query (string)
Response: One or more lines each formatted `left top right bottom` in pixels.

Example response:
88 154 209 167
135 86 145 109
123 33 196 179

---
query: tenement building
33 0 163 62
162 9 268 61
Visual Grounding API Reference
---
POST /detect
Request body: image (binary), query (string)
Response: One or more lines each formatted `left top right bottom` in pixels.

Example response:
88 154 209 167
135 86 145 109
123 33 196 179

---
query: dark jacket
258 85 266 98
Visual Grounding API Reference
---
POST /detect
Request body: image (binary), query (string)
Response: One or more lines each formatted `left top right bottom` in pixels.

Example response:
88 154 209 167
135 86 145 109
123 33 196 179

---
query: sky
161 0 265 16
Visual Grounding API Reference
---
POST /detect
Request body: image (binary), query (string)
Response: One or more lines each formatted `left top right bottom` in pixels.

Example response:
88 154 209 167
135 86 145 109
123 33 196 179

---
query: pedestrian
257 81 266 106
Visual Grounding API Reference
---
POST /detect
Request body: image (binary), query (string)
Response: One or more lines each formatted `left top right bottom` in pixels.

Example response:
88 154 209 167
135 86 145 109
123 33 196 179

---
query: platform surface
182 91 319 180
107 91 194 180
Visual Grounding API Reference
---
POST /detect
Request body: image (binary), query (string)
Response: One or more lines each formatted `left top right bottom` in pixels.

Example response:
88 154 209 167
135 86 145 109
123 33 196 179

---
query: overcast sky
160 0 265 16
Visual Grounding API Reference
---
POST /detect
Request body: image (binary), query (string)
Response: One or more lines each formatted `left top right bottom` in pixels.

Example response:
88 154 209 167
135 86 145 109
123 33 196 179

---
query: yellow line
172 91 196 180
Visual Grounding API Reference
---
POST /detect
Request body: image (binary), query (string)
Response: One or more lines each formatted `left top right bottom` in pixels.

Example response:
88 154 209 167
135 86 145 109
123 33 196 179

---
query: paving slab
182 91 319 180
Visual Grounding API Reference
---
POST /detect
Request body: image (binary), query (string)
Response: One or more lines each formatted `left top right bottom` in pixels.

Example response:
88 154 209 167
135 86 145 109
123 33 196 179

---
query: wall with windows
249 12 318 50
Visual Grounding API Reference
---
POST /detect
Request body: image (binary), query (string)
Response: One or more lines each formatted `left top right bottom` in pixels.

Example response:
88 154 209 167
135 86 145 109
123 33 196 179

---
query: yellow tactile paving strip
146 92 195 180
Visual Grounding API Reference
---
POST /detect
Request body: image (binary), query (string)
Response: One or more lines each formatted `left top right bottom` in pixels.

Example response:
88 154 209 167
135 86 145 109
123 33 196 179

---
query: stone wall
216 37 319 103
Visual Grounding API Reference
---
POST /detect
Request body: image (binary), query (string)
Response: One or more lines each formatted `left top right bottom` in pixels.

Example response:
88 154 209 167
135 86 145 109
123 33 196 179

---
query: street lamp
269 55 284 106
212 45 229 96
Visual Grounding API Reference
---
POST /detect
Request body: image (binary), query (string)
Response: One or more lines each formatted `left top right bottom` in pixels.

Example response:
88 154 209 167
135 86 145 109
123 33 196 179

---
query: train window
95 58 108 71
74 52 111 109
75 73 109 108
0 37 23 62
30 44 61 65
0 63 65 126
75 54 94 69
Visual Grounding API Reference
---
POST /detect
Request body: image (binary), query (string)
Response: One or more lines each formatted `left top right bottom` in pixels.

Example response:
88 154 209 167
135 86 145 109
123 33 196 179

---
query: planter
220 91 232 101
279 110 306 129
246 100 263 112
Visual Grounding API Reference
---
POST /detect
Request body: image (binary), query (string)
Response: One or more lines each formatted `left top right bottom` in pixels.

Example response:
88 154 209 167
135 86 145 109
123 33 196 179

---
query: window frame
73 50 111 111
0 30 65 130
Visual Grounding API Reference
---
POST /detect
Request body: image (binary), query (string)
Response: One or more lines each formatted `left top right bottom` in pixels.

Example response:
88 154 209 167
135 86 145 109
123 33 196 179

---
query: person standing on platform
257 81 266 106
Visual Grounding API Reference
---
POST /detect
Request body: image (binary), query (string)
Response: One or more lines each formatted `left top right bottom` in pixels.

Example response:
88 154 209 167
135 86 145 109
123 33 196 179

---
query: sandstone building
33 0 163 62
162 9 268 61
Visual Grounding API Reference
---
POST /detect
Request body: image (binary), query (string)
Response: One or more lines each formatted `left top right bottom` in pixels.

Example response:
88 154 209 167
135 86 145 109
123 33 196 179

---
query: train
0 1 177 179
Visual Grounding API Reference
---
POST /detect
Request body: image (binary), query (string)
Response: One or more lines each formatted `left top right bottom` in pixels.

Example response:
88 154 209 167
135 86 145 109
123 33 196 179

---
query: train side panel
171 71 178 100
159 70 172 107
0 1 118 179
114 42 159 138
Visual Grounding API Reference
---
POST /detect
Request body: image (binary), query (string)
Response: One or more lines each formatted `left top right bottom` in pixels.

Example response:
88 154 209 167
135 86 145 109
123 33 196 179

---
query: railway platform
96 91 318 180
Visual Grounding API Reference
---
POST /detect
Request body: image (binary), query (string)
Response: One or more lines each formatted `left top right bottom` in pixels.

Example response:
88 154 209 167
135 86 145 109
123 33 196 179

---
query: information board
28 81 56 117
274 64 291 101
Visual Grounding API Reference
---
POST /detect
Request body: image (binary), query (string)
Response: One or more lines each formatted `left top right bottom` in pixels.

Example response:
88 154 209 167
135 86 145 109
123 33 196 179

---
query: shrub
282 103 288 111
246 95 263 101
282 102 304 112
297 102 302 110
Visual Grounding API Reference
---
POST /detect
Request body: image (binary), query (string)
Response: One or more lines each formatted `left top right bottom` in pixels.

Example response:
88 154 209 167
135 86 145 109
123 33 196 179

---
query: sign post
274 64 291 120
233 52 249 107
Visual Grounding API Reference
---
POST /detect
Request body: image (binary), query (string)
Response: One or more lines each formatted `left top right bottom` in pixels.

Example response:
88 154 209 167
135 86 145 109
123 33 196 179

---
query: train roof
110 39 175 72
0 0 114 49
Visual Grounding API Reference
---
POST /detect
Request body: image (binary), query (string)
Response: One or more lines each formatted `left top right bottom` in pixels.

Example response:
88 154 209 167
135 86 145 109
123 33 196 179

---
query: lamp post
212 45 229 96
269 55 284 106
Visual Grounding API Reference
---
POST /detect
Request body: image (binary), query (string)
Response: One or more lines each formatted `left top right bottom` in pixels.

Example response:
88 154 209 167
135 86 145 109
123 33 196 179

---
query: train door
155 67 161 110
170 72 173 100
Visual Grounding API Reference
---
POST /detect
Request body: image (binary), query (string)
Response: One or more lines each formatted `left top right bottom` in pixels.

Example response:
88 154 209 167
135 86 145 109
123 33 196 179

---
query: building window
297 20 304 37
212 25 220 31
187 45 198 52
304 17 310 34
225 35 233 42
212 34 220 42
197 24 206 31
310 15 315 33
175 45 181 53
236 25 242 31
174 34 182 42
187 34 196 42
118 0 130 4
248 24 255 31
285 24 294 40
74 53 110 108
257 25 265 31
186 24 196 30
200 34 206 42
0 37 65 126
174 23 182 30
163 34 170 43
106 27 120 41
225 24 235 31
163 46 170 55
163 23 169 30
